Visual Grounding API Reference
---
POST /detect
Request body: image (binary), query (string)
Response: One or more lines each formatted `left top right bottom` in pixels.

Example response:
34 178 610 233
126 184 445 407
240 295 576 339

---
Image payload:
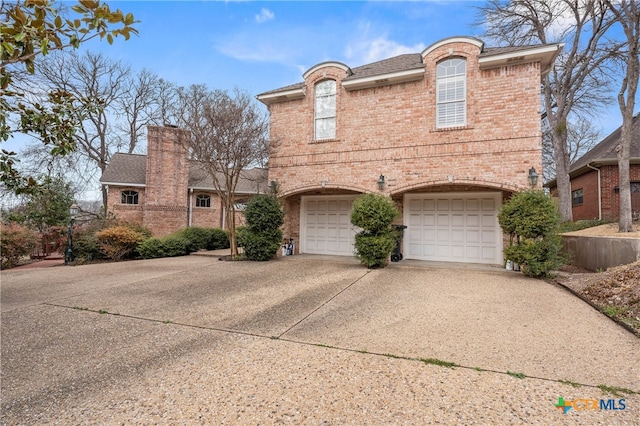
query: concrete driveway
1 256 638 424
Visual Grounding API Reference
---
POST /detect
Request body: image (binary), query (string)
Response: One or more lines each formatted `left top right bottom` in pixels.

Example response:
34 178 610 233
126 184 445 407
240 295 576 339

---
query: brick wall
601 164 640 219
266 40 543 248
108 186 145 225
570 171 600 220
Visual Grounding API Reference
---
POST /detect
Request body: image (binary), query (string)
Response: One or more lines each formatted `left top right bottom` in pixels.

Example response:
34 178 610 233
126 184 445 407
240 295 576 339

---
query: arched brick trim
389 179 521 196
279 183 367 198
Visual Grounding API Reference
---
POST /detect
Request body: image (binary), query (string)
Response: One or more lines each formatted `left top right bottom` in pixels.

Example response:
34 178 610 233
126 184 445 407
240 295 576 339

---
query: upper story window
572 188 583 206
436 58 466 128
196 194 211 208
314 80 336 140
121 190 139 205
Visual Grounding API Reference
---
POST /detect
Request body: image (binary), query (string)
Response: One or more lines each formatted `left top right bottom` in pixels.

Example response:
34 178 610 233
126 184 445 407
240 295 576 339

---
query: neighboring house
100 126 268 236
547 113 640 221
257 36 562 265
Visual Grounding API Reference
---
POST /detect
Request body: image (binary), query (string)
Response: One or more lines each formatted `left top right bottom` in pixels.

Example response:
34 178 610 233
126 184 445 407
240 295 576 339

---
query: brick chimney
143 126 191 236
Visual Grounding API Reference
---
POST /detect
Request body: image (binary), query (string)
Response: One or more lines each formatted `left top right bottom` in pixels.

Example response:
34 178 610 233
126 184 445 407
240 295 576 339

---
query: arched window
121 190 139 205
314 80 336 140
436 58 466 128
196 194 211 208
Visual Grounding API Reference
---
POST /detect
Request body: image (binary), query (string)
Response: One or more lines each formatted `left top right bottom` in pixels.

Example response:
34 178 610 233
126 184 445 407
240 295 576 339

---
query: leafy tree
350 194 399 268
0 221 38 268
1 0 138 194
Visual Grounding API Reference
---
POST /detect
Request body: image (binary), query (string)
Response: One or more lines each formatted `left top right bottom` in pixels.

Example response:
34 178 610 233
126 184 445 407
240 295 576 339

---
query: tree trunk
225 203 238 257
618 121 633 232
550 122 573 222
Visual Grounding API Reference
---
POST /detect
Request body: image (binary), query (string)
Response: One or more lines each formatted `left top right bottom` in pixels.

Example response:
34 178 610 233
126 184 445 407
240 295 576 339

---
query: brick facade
262 38 547 253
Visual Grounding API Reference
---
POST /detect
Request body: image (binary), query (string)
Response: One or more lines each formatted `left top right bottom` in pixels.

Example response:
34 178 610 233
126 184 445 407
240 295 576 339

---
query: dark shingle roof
260 42 558 96
100 152 268 194
570 113 640 173
100 153 147 185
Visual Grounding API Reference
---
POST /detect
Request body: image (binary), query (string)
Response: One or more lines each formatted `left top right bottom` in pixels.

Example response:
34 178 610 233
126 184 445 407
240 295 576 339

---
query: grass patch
98 309 108 314
558 219 613 233
559 379 581 388
163 320 173 324
420 358 458 369
507 371 526 379
603 305 627 317
72 306 88 311
474 367 485 372
598 385 638 397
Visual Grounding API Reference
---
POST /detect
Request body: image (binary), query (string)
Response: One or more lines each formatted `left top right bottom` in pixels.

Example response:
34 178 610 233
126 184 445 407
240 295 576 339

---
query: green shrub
241 228 283 261
235 226 248 247
72 232 101 262
354 230 398 268
350 194 399 268
242 195 284 261
137 237 166 259
498 190 563 278
208 228 230 250
95 226 146 261
557 219 614 233
0 222 38 268
351 193 399 233
176 227 212 252
161 235 189 257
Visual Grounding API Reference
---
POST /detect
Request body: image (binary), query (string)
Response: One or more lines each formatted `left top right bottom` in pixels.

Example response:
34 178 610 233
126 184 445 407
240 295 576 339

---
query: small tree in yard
499 190 563 278
350 194 399 268
241 195 283 261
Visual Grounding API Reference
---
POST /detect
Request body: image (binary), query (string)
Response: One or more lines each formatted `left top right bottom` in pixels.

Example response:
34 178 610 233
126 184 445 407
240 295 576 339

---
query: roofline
188 186 262 194
421 36 484 57
256 87 305 106
545 157 640 187
478 43 564 76
101 182 146 188
342 67 425 91
302 61 351 80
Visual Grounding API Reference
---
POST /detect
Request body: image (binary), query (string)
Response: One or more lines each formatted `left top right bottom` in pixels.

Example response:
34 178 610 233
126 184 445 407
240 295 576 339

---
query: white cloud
255 8 274 24
345 35 425 66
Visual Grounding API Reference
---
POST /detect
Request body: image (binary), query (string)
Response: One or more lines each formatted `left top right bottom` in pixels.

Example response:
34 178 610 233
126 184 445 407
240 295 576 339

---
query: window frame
121 190 139 205
572 188 584 206
436 58 467 129
314 79 337 141
195 194 211 208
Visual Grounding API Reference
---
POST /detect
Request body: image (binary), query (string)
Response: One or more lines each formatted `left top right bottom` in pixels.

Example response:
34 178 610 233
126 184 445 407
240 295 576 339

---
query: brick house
257 36 562 265
547 113 640 221
100 126 268 236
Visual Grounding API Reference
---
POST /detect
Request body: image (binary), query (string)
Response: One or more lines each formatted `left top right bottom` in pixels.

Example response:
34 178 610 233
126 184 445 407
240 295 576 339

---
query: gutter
586 163 602 220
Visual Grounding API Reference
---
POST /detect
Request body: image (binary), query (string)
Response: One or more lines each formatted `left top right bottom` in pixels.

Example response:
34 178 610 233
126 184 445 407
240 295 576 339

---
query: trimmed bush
498 190 563 278
0 222 38 268
161 235 189 257
176 227 212 252
95 226 146 261
207 228 230 250
242 195 284 261
137 237 166 259
350 194 399 268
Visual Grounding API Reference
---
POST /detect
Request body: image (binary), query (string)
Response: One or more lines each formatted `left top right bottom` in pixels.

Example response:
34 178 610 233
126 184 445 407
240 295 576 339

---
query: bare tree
478 0 618 221
604 0 639 232
173 86 270 257
542 116 602 181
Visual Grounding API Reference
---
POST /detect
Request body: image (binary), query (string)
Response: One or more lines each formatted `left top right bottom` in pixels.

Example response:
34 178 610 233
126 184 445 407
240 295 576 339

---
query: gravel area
2 256 639 424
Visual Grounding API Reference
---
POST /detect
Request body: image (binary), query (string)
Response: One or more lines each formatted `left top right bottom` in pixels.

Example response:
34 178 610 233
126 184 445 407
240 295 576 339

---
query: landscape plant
498 190 563 278
241 195 284 261
94 225 146 261
0 222 38 268
350 193 399 268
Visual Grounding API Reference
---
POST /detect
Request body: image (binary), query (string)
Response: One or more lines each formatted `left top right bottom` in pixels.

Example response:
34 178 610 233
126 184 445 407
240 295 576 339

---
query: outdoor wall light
528 167 539 188
269 180 277 193
377 175 385 191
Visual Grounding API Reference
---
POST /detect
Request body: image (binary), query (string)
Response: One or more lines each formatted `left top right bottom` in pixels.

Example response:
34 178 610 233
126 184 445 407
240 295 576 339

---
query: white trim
403 192 503 265
303 61 351 79
422 36 483 58
256 87 305 105
478 44 563 75
342 68 425 91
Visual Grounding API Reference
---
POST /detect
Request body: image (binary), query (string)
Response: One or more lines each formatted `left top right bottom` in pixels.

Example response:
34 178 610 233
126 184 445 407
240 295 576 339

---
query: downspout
586 163 602 220
188 188 193 227
222 206 226 231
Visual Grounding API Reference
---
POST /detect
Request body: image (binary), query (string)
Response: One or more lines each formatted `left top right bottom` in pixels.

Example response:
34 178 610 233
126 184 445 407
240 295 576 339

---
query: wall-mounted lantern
528 167 539 188
377 175 385 191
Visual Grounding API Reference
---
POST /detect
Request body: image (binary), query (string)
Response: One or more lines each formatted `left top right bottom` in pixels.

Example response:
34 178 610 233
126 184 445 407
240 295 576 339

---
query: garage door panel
404 193 502 265
302 196 357 256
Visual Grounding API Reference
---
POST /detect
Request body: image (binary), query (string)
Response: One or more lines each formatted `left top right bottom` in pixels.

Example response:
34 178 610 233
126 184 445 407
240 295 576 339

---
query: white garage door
301 195 357 256
404 193 502 264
